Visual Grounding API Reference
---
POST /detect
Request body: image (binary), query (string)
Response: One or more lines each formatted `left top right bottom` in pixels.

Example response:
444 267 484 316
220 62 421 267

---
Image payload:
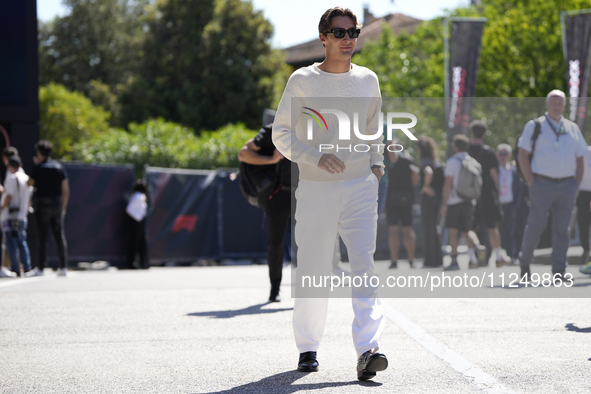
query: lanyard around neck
545 115 565 140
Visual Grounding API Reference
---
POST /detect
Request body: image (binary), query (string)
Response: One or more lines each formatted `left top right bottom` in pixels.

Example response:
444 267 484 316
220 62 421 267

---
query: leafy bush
39 83 111 159
72 119 257 175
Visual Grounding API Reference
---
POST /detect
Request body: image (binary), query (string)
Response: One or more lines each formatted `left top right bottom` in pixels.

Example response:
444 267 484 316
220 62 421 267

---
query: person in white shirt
517 89 587 283
0 147 21 278
441 134 486 271
126 180 149 269
1 156 32 276
272 7 387 380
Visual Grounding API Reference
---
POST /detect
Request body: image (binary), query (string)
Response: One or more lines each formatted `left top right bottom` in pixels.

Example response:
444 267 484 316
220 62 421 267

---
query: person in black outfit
26 140 69 277
239 124 294 302
126 180 149 269
384 142 419 269
467 121 509 267
417 136 444 268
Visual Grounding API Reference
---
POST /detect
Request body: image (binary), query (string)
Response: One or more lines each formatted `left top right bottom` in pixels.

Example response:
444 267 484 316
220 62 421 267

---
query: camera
8 219 18 238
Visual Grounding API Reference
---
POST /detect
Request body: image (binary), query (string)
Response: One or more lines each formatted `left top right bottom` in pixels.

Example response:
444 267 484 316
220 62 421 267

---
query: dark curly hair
318 7 359 36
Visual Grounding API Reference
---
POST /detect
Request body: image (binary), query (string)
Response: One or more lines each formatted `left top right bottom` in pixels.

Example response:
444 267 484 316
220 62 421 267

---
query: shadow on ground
197 370 381 393
187 302 293 319
565 323 591 333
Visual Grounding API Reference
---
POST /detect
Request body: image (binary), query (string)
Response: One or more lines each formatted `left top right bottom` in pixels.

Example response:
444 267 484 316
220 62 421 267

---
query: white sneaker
57 268 68 277
25 267 44 277
0 266 16 278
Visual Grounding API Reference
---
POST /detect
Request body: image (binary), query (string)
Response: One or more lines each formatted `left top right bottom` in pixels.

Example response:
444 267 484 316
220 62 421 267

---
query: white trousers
293 173 384 357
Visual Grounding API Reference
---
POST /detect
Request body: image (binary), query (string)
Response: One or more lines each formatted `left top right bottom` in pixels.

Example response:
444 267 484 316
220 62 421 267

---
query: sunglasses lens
348 28 359 38
328 28 360 38
333 28 345 38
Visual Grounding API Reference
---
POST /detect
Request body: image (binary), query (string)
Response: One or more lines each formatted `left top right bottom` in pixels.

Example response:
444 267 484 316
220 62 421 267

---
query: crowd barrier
40 163 568 267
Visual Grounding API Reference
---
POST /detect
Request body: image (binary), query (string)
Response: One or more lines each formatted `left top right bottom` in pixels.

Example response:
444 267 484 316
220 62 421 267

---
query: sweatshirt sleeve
272 74 324 167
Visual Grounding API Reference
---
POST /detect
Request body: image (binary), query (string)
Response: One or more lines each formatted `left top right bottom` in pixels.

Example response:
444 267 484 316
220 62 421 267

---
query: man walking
517 90 586 283
272 7 387 380
239 124 293 302
468 121 510 267
26 141 69 277
441 134 486 270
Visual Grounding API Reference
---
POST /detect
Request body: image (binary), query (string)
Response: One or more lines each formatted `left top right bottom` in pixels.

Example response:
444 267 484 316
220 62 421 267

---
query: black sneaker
553 272 574 286
269 288 281 302
444 262 460 271
389 261 397 269
520 266 531 283
357 350 388 380
298 351 318 372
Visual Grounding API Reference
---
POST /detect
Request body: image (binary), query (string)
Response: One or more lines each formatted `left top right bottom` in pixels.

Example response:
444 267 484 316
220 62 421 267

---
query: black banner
45 163 135 264
446 19 486 154
145 167 268 263
564 12 591 131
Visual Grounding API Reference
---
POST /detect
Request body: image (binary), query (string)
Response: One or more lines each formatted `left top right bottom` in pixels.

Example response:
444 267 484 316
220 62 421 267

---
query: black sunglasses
324 27 360 39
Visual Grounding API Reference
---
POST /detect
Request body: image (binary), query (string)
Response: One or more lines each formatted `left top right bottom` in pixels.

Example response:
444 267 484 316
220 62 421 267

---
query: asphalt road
1 262 589 393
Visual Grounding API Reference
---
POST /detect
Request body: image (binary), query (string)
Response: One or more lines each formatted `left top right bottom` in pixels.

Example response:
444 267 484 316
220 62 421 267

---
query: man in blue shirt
517 90 587 284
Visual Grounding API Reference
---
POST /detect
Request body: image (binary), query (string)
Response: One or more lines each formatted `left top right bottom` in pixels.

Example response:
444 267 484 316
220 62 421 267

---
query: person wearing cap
517 89 587 284
1 156 32 276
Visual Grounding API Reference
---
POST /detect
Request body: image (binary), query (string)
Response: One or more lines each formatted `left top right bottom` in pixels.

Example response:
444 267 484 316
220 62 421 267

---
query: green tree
119 0 290 131
39 83 111 159
38 0 149 95
72 119 257 175
353 0 591 154
457 0 591 97
353 18 445 98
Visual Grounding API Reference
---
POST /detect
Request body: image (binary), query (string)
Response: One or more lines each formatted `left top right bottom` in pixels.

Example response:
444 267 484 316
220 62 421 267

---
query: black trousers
127 216 149 268
34 198 67 270
264 190 292 291
577 190 591 251
420 194 442 267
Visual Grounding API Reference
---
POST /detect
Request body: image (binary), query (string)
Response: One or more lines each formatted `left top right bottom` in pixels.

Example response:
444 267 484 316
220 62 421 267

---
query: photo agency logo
303 107 418 153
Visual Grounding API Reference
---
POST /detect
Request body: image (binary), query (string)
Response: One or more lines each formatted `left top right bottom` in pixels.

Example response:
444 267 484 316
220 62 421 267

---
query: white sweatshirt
272 63 384 182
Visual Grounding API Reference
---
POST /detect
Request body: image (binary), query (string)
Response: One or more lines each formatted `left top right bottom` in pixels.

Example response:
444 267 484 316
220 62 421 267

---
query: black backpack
238 161 280 208
515 118 542 181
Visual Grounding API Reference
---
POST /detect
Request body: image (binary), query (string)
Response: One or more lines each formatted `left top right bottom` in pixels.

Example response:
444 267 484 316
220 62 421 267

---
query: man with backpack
238 123 293 302
468 121 511 268
441 134 487 270
517 90 586 284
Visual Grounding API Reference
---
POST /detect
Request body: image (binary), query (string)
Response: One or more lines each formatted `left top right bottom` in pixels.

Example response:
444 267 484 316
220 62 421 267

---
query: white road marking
382 301 516 394
0 276 51 288
0 272 79 289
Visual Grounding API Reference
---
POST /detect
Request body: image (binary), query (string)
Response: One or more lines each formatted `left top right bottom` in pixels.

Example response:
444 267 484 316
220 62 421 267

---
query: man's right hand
317 154 346 174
